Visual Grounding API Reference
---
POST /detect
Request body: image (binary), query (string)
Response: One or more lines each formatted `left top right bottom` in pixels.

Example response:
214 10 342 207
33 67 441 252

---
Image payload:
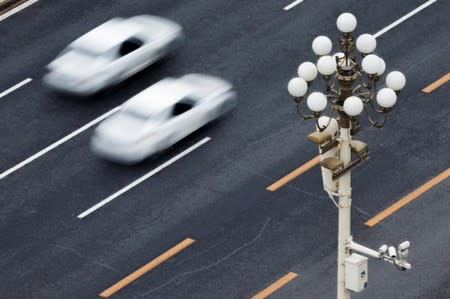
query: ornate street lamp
288 12 410 299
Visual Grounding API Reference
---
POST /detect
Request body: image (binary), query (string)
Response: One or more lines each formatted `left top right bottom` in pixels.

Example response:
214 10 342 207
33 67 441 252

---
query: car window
119 37 144 56
172 98 196 117
123 108 152 120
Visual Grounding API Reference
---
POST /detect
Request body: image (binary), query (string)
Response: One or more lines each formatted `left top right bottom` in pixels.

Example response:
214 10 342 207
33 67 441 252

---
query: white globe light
376 57 386 75
343 96 363 116
287 77 308 97
362 54 381 74
317 116 338 136
336 13 357 33
376 88 397 108
317 55 337 75
333 52 345 66
298 62 318 81
386 71 406 90
307 92 328 112
356 34 377 54
312 35 332 56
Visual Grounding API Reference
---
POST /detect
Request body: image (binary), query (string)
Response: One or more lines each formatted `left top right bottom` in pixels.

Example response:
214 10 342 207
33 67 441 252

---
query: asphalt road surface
0 0 449 298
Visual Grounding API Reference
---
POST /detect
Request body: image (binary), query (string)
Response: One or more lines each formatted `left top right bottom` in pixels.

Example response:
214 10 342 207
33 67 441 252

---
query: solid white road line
77 137 212 219
0 0 39 22
283 0 304 11
374 0 437 38
0 78 32 98
0 106 121 180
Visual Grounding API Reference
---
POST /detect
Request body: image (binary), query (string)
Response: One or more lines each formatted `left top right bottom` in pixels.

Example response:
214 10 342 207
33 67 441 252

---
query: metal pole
337 125 352 299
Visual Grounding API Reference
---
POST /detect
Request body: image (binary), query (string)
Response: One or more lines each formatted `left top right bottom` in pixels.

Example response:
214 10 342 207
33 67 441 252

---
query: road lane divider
0 106 121 180
0 0 38 21
365 167 450 227
422 72 450 93
283 0 304 11
99 237 196 298
77 137 211 219
0 77 32 98
251 272 298 299
266 155 320 192
373 0 437 38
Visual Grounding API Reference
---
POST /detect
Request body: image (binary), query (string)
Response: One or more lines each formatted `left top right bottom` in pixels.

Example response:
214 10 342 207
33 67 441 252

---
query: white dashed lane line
373 0 437 38
0 106 122 180
283 0 304 11
77 137 212 219
0 78 32 98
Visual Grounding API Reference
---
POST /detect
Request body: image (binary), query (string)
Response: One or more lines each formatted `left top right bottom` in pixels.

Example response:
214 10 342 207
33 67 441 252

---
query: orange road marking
365 168 450 227
252 272 298 299
422 72 450 93
99 238 195 298
266 156 320 191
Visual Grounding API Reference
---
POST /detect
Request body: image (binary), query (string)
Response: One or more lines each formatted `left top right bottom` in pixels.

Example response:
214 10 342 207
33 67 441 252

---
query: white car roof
123 78 192 117
70 18 144 54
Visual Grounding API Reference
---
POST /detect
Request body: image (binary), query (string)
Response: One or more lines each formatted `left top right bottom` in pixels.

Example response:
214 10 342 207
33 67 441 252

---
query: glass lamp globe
317 116 338 135
343 96 363 116
336 13 357 33
317 55 337 76
376 58 386 75
376 88 397 108
312 35 332 56
386 71 406 90
298 62 318 81
362 54 381 74
287 77 308 97
307 92 328 112
356 33 377 54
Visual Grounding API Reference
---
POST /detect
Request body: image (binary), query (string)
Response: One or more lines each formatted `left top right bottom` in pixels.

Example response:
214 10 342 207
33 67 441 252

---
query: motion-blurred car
43 15 184 95
90 74 237 164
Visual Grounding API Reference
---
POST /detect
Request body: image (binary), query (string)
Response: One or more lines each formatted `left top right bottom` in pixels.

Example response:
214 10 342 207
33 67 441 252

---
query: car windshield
122 108 153 121
70 46 102 58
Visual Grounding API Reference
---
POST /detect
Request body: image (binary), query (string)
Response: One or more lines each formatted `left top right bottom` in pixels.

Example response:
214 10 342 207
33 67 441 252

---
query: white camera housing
398 240 410 252
388 246 397 258
378 244 388 255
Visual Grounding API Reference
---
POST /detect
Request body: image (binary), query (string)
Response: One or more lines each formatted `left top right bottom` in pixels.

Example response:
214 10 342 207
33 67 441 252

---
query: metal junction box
345 253 368 292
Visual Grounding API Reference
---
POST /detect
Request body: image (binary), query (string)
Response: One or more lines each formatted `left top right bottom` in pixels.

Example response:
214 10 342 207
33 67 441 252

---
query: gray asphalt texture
0 0 449 298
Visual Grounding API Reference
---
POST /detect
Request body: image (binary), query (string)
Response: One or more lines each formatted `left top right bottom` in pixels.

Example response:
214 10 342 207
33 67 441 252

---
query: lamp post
288 12 411 299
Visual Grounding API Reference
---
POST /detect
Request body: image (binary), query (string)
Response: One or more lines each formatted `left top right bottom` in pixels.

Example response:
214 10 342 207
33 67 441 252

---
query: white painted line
374 0 437 38
0 0 39 22
283 0 304 11
0 78 32 98
77 137 211 219
0 106 121 180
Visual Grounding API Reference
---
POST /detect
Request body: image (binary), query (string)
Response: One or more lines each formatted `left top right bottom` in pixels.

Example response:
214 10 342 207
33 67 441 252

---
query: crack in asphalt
54 244 118 273
137 217 272 297
352 205 372 217
175 238 227 267
222 155 328 200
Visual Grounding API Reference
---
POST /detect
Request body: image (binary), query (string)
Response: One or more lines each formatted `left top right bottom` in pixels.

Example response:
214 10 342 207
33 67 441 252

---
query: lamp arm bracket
332 153 368 180
296 102 316 119
363 103 389 127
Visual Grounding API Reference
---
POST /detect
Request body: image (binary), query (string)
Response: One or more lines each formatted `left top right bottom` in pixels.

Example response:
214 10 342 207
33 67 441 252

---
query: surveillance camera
378 244 388 255
388 246 397 258
398 241 410 252
395 260 412 271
